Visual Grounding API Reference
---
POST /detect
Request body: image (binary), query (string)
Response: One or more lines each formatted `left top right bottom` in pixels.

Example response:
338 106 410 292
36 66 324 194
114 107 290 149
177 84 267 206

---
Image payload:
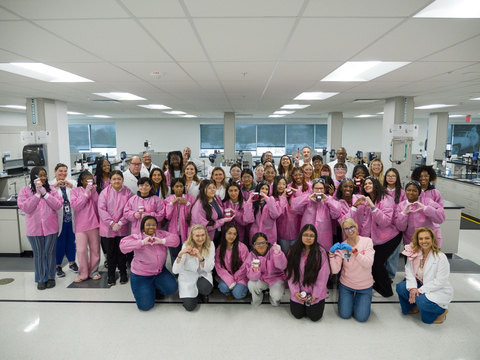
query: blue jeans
338 282 372 322
218 280 248 299
56 221 76 265
130 268 178 311
27 234 58 283
396 281 446 324
385 242 401 281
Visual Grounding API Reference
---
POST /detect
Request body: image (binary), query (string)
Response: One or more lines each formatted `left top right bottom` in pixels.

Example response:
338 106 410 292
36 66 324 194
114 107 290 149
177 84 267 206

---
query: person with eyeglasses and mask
328 147 355 179
124 156 145 194
141 152 159 175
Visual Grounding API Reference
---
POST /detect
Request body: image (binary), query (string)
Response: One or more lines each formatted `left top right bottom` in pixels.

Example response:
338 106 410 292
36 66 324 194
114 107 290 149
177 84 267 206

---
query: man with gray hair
123 156 146 194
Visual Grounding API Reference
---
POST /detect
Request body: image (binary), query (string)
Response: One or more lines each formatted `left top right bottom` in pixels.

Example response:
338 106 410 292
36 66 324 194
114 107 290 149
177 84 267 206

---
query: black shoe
56 267 65 278
69 262 79 273
155 291 165 300
37 282 47 290
108 277 116 286
199 294 209 303
120 274 128 284
46 279 56 289
104 260 108 268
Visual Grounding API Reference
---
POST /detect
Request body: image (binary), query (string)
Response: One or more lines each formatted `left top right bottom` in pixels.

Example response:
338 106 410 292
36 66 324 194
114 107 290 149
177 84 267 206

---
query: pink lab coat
70 187 100 232
287 182 312 198
94 175 110 193
244 246 287 286
241 185 255 202
421 188 444 208
164 193 195 242
291 194 340 249
244 197 281 245
124 194 165 235
329 236 375 290
222 199 250 244
119 230 180 276
386 187 406 207
395 197 445 246
356 195 399 246
188 196 225 241
17 186 63 237
215 242 250 287
276 196 301 241
285 249 330 305
98 185 133 238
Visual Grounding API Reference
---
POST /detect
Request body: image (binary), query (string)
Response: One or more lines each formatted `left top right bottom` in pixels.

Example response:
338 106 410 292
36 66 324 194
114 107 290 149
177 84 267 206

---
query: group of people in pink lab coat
17 149 451 324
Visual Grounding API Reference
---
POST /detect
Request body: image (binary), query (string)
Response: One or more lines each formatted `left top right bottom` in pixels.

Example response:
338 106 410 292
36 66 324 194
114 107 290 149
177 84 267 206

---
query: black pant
102 236 127 280
182 277 213 312
372 232 403 297
290 299 325 322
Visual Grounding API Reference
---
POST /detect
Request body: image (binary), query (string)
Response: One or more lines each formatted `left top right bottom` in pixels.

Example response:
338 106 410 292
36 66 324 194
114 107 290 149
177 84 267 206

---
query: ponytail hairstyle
77 170 94 189
187 179 216 226
383 167 402 204
218 223 243 274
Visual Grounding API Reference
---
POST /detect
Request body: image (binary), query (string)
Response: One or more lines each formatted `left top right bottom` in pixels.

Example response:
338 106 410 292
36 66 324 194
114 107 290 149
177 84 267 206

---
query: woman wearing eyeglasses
245 232 287 306
369 158 385 185
94 157 111 194
264 165 277 186
240 169 256 200
284 225 330 321
229 164 242 185
329 218 375 322
278 155 294 184
124 177 165 236
411 165 443 208
311 155 323 180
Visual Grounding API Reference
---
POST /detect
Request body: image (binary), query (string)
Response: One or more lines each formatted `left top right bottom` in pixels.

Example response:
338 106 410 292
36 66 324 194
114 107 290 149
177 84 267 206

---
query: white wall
0 111 27 126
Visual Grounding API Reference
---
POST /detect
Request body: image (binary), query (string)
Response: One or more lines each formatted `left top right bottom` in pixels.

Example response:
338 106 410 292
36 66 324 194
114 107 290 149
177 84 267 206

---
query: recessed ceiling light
67 111 84 115
94 93 146 101
163 111 187 115
470 97 480 100
355 114 377 118
274 110 295 115
449 115 465 117
180 115 197 118
354 99 380 103
90 115 112 118
294 92 338 100
281 104 310 110
0 105 26 110
269 115 285 118
414 0 480 18
138 104 172 110
0 63 93 82
321 61 410 82
377 112 384 115
414 104 455 109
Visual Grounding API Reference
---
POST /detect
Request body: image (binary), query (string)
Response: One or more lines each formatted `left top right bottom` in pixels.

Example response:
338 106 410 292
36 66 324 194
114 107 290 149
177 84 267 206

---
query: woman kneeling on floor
395 227 453 324
172 224 215 311
119 216 179 311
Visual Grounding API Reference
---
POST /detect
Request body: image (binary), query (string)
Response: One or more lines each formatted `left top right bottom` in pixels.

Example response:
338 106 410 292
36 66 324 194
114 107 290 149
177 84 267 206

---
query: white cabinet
17 210 32 252
0 208 21 254
437 177 480 219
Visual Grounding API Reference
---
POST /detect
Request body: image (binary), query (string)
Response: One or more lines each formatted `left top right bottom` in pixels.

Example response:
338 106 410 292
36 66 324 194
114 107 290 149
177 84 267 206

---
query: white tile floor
1 230 480 360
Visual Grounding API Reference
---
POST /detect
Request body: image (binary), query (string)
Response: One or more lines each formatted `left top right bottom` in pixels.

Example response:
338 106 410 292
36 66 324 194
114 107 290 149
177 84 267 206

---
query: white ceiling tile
353 19 480 62
221 81 268 92
386 82 452 93
196 81 225 92
179 62 218 81
264 81 317 94
194 18 296 61
212 62 276 81
0 22 101 62
113 62 192 81
184 0 304 17
0 0 129 19
305 82 362 92
226 93 263 100
421 36 480 62
282 18 403 61
141 19 207 61
121 0 186 17
100 81 164 94
47 62 141 82
0 7 20 19
156 81 203 92
270 62 343 82
36 20 171 62
304 0 432 17
343 81 411 93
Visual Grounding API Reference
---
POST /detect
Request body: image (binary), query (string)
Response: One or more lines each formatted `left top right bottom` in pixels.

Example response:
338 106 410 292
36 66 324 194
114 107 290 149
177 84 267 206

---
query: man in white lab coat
123 156 146 194
141 152 159 175
183 147 204 169
328 147 355 179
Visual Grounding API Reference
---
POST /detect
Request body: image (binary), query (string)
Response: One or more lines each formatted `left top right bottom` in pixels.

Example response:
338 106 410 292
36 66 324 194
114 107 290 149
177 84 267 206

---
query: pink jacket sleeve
123 196 137 222
273 251 288 270
97 190 113 225
215 248 235 287
265 196 281 220
423 198 446 224
164 196 176 220
290 193 310 215
233 245 250 283
242 202 255 224
119 234 143 254
245 253 261 282
70 188 90 211
311 251 330 301
329 252 343 274
395 201 408 232
356 238 375 268
149 197 165 222
157 230 180 248
17 187 40 214
43 190 63 211
117 188 133 225
190 201 225 233
371 196 394 227
325 197 340 220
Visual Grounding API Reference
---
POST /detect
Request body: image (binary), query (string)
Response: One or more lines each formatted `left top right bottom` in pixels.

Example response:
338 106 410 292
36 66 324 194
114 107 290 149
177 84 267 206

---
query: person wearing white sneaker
396 227 453 324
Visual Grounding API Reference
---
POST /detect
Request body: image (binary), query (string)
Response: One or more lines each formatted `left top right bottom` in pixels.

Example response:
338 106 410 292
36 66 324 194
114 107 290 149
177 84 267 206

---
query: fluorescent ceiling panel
94 92 146 101
91 115 111 118
67 111 84 115
138 104 172 110
415 104 455 109
269 115 285 118
274 110 295 115
0 105 26 109
321 61 410 82
281 104 310 109
163 111 187 115
470 97 480 100
0 63 93 82
414 0 480 18
180 115 197 118
377 112 384 114
449 115 465 117
294 92 338 100
355 114 377 118
354 99 380 103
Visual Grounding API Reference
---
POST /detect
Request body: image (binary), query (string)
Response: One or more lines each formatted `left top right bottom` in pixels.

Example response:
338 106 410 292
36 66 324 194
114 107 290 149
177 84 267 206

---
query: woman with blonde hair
172 224 215 311
395 227 453 324
369 158 384 185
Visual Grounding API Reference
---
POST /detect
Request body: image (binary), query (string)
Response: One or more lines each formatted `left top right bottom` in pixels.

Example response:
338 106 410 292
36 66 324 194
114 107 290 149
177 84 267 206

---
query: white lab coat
405 252 454 309
123 169 148 195
49 178 77 235
328 159 355 179
141 163 159 175
186 181 200 199
172 242 215 298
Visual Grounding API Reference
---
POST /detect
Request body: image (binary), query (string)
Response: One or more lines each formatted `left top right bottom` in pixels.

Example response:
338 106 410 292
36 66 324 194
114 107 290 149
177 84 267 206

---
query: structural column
381 97 414 184
327 112 343 151
224 112 235 159
25 98 70 176
426 112 449 165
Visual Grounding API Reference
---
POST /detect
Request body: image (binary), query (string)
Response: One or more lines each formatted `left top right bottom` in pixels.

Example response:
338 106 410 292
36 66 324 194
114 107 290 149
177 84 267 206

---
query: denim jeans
396 281 446 324
338 282 373 322
56 221 76 265
130 268 178 311
385 242 402 281
218 280 248 299
27 234 58 283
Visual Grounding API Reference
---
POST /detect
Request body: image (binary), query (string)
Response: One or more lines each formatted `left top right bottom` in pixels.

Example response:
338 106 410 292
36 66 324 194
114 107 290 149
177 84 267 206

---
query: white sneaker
372 289 382 298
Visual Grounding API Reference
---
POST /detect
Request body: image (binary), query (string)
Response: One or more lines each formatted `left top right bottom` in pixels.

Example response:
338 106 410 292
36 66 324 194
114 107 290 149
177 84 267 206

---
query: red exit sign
466 115 471 122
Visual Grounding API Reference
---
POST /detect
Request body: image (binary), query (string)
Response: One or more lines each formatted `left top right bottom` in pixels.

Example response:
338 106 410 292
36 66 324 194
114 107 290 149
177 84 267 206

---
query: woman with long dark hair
264 165 276 186
288 166 312 197
352 164 368 194
284 224 330 321
222 182 249 244
150 168 169 200
182 161 201 199
94 157 111 194
215 224 249 300
187 179 234 245
354 176 401 298
17 166 63 289
278 155 294 184
165 150 183 187
228 163 242 184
